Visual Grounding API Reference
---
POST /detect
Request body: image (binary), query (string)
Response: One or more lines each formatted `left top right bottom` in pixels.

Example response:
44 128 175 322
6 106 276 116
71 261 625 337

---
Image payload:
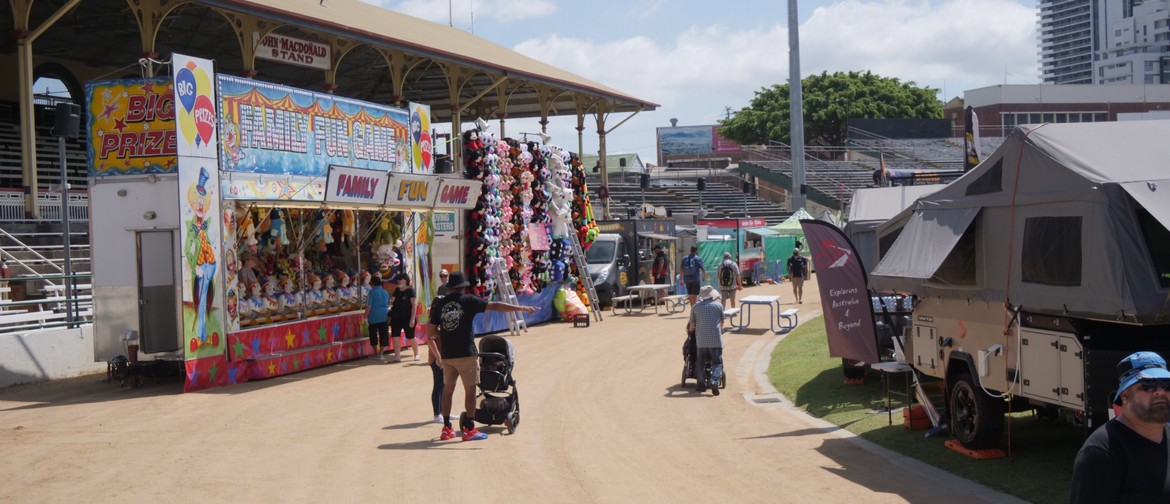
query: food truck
594 219 678 287
86 55 476 391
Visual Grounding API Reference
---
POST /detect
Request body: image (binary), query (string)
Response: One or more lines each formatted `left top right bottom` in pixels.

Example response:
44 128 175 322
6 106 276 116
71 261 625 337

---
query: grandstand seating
0 102 89 191
586 179 790 224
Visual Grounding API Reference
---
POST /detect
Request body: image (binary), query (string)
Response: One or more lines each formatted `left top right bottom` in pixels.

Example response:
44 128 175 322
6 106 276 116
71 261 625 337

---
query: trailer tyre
949 372 1005 450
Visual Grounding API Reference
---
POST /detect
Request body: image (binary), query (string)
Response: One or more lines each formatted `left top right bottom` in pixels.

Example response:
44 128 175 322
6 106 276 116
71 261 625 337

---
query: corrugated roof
209 0 657 111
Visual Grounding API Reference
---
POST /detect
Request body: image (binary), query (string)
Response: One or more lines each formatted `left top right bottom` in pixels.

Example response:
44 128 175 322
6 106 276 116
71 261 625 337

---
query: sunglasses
1138 379 1170 392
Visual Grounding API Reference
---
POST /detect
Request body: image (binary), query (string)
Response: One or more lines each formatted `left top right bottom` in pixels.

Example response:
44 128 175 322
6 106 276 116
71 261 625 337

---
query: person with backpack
717 252 743 309
681 246 706 305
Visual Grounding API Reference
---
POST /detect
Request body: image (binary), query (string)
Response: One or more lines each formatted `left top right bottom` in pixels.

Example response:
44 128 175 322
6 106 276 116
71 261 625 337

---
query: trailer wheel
949 372 1005 449
842 358 866 380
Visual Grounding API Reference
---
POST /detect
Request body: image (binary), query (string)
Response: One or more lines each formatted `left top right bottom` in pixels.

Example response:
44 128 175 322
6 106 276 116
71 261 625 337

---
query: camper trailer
869 121 1170 450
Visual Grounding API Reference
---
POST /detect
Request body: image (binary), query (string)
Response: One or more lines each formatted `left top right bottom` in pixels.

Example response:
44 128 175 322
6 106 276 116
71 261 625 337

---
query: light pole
53 103 80 327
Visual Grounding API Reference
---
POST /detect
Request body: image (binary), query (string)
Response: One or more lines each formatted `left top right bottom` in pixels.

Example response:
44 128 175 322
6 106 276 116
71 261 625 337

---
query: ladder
491 262 527 336
567 231 603 322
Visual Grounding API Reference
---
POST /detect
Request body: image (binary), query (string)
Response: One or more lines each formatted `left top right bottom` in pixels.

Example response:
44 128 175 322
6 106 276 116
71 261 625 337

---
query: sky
365 0 1040 165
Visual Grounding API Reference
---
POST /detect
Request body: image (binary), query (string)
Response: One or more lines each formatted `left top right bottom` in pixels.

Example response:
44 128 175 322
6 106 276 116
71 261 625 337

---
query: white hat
699 285 720 300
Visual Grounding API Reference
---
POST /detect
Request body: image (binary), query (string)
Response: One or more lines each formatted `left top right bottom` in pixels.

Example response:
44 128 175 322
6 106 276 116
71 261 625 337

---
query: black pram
681 328 726 389
473 335 520 434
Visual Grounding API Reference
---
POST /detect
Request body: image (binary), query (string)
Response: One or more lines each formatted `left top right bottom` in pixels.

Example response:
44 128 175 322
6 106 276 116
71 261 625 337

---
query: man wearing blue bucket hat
1071 351 1170 502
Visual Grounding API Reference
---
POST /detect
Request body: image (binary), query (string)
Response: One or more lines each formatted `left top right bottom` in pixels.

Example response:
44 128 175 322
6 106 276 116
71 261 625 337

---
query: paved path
0 278 1025 503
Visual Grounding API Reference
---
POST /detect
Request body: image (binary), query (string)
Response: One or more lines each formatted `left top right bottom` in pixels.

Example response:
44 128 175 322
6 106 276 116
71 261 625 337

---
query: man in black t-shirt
427 271 535 442
785 248 809 304
1071 351 1170 503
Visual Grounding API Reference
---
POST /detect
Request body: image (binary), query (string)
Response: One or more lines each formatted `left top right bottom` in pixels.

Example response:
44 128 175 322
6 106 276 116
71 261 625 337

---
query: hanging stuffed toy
373 214 394 246
341 210 357 245
270 209 290 248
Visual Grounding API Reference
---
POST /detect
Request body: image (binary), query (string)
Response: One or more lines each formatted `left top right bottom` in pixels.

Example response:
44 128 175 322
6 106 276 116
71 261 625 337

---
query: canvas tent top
816 209 840 226
845 185 941 273
768 208 815 234
870 121 1170 324
745 227 780 237
847 186 940 224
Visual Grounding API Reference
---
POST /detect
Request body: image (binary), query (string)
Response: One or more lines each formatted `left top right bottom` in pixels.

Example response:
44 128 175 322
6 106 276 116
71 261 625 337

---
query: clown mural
184 167 218 347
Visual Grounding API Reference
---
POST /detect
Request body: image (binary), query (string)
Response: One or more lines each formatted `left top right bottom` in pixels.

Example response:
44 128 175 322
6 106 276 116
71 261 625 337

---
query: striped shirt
689 299 724 348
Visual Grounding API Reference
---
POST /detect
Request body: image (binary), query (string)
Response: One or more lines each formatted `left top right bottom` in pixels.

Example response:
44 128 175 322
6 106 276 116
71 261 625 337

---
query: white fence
0 191 88 221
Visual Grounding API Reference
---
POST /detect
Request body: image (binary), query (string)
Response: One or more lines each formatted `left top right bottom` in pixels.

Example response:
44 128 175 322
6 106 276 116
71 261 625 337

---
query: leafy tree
719 70 941 147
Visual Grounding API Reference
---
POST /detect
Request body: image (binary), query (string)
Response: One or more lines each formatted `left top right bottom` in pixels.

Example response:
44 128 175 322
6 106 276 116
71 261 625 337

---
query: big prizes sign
172 54 217 158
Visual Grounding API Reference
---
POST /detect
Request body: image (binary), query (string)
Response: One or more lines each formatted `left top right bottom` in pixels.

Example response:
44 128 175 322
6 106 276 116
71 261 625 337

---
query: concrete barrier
0 325 106 388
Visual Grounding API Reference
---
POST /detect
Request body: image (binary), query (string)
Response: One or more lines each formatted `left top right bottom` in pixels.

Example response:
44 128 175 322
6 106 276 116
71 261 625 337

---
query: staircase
0 220 92 329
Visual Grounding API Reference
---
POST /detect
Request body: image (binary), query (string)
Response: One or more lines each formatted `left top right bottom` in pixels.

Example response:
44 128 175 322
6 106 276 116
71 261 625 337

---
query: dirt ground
0 278 1025 504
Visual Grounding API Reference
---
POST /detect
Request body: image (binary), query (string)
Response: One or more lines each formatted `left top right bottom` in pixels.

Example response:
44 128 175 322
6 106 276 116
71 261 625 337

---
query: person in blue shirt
364 274 392 362
681 246 707 305
687 285 724 395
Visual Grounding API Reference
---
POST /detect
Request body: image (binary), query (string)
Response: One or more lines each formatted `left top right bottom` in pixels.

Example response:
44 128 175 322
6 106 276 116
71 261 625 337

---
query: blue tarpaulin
472 282 564 335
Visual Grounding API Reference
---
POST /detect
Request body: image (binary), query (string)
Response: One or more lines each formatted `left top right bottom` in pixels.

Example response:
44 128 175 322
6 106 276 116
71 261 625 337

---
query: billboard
657 124 742 160
86 78 177 176
217 74 410 177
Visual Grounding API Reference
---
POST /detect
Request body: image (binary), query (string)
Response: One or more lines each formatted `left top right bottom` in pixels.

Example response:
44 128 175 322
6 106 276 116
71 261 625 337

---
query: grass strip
768 316 1081 504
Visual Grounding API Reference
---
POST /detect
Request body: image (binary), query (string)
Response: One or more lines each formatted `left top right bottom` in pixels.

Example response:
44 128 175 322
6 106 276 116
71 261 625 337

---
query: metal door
137 231 179 353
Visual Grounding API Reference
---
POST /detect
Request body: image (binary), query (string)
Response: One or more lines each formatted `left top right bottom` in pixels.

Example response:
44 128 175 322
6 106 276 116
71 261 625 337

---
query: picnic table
725 294 789 334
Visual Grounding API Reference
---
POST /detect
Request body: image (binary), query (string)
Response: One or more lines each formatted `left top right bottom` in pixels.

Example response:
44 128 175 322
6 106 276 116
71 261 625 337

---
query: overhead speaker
54 103 80 139
434 156 454 174
697 178 706 192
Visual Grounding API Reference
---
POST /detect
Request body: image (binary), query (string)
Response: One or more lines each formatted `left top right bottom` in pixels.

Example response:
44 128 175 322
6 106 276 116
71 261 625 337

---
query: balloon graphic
411 111 422 143
176 68 196 113
193 95 216 146
419 130 432 168
178 105 196 145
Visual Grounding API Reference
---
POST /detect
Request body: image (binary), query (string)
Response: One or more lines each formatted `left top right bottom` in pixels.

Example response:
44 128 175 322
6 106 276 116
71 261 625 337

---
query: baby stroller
681 328 726 389
473 335 520 434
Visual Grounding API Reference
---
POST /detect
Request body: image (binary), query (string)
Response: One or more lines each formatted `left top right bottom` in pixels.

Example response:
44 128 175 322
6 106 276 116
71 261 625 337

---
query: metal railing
0 272 93 332
0 190 88 221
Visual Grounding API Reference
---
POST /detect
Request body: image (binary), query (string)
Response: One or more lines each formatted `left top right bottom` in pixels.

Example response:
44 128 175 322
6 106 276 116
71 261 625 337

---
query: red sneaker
439 425 457 441
461 427 488 441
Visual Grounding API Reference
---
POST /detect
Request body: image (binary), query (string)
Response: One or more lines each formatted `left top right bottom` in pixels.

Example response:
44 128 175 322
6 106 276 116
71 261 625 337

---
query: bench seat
779 308 799 330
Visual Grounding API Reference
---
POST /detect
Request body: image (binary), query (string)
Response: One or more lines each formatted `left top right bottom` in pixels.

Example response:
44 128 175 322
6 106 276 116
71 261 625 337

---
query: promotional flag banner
799 219 879 363
964 105 981 172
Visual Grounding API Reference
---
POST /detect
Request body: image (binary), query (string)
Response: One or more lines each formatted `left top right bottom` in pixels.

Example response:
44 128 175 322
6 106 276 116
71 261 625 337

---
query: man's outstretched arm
486 302 536 314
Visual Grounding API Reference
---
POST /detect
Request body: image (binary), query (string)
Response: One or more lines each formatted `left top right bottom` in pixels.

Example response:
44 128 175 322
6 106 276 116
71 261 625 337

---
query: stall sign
86 78 177 176
699 218 765 229
408 102 433 173
253 32 331 71
433 212 456 233
432 178 483 210
218 74 409 179
386 172 440 208
326 165 389 205
172 54 218 160
222 176 327 201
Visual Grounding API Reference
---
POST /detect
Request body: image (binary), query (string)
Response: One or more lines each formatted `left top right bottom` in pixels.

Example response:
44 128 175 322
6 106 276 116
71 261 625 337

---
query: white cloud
507 0 1038 163
801 0 1039 93
370 0 558 25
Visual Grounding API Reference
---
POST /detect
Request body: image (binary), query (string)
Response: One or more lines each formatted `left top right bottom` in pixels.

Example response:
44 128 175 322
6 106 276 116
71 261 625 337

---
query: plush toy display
270 209 290 248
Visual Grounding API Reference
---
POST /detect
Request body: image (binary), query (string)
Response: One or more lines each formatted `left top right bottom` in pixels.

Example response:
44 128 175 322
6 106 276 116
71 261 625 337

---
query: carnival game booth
697 217 769 285
88 54 468 392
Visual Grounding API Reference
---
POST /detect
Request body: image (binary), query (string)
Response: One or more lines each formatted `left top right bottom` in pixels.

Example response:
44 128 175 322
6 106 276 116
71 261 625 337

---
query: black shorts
685 281 701 295
390 317 415 340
